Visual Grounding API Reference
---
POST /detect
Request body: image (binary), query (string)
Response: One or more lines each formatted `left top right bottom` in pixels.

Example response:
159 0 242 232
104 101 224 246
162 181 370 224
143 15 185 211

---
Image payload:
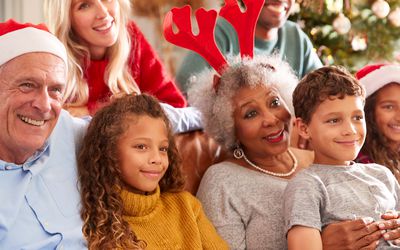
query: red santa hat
356 63 400 97
0 19 67 68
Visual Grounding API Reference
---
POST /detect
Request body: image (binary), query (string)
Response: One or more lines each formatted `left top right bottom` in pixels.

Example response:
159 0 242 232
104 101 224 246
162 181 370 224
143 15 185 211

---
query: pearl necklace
241 149 298 177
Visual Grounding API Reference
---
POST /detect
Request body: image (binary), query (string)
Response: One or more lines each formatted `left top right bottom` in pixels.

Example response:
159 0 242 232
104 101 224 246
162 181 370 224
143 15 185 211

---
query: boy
284 66 400 249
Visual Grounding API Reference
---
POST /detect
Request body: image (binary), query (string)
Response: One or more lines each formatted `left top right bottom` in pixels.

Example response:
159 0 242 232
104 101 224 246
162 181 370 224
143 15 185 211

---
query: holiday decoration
351 35 367 51
333 13 351 34
132 0 205 17
290 0 400 71
372 0 391 18
389 7 400 26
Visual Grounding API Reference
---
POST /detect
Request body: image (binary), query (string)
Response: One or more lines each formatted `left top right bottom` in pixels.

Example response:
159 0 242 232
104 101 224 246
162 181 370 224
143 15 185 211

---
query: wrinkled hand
322 218 381 250
379 211 400 245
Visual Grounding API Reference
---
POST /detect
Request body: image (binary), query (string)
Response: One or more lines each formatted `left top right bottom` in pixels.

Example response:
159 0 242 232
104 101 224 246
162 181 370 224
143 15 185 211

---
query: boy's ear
294 118 311 140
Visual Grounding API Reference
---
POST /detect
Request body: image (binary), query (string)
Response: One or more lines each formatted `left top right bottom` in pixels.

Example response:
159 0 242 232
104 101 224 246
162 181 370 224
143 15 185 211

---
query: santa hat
356 63 400 97
0 19 67 68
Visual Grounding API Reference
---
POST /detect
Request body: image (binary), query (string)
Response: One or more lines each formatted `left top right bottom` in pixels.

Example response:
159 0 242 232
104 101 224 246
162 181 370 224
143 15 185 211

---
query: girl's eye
160 146 169 152
271 97 281 107
354 115 364 121
134 144 147 150
244 110 257 119
383 104 394 110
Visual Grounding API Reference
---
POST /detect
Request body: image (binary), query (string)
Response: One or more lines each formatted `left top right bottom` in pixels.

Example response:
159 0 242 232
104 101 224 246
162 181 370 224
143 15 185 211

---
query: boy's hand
321 218 381 250
379 211 400 245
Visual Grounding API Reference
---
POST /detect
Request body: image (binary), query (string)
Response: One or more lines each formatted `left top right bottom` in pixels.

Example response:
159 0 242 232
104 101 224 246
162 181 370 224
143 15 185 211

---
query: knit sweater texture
84 21 186 112
197 161 290 249
121 186 228 249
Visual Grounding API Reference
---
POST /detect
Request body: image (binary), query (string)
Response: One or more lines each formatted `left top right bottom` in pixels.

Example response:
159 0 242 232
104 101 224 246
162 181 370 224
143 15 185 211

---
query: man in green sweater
176 0 322 92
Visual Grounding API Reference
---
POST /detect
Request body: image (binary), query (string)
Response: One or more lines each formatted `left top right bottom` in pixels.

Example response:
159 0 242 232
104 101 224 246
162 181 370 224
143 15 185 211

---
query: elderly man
0 19 202 249
0 19 87 249
176 0 323 92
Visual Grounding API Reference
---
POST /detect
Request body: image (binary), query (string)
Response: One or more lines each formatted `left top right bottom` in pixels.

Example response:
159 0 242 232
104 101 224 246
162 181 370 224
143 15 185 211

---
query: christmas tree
289 0 400 72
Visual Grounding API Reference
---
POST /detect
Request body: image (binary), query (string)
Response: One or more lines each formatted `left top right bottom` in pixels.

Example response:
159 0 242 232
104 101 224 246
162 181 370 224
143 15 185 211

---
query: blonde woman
44 0 186 116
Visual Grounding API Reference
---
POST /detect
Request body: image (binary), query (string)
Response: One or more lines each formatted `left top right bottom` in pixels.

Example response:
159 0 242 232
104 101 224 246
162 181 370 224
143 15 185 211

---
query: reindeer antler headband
163 0 265 90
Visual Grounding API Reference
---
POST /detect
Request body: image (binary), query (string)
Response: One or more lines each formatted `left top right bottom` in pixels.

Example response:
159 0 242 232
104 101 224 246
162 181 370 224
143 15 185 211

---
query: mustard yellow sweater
121 186 228 249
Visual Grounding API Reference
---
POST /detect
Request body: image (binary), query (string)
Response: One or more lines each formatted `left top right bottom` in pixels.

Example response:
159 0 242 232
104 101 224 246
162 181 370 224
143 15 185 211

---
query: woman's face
70 0 120 59
374 83 400 150
233 84 291 159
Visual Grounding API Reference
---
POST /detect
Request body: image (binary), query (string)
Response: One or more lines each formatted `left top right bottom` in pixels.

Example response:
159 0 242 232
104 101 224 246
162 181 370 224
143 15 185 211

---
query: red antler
219 0 264 58
163 5 228 75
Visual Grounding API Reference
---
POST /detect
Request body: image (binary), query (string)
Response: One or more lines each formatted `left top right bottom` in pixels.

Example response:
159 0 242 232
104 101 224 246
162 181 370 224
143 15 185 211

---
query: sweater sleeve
196 165 247 249
128 21 187 108
297 26 323 77
283 171 324 234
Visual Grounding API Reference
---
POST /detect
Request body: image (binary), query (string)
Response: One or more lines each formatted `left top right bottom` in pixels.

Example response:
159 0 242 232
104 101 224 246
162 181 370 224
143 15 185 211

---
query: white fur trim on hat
0 27 68 68
359 65 400 97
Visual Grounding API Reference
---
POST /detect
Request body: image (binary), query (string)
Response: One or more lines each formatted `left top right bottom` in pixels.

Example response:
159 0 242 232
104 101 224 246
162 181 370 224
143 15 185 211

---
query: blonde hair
43 0 139 106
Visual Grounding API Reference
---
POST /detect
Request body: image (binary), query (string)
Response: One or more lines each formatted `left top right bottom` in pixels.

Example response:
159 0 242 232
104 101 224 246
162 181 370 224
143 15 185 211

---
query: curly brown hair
293 65 365 124
78 94 185 249
361 89 400 178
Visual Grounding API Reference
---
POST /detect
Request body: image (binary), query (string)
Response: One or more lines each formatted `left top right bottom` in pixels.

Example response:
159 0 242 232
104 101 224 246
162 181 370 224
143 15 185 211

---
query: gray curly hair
188 54 298 151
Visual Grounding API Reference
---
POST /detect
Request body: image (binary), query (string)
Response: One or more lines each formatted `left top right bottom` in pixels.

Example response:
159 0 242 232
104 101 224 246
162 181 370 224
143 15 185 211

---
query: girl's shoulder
161 191 203 212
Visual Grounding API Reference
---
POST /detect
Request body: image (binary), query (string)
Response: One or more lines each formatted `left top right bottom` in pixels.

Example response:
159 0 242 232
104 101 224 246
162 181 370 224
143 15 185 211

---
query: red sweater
84 21 186 112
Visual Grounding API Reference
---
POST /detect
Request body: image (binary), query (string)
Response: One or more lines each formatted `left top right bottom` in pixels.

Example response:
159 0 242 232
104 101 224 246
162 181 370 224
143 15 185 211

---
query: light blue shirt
0 110 88 250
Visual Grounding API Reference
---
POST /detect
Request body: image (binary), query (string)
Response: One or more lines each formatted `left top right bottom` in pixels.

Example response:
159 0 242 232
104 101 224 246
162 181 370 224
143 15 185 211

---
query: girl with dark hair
356 64 400 182
77 94 227 249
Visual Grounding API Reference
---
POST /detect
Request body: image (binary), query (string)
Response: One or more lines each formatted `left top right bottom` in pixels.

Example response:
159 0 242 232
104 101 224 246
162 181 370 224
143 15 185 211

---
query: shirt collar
0 140 50 174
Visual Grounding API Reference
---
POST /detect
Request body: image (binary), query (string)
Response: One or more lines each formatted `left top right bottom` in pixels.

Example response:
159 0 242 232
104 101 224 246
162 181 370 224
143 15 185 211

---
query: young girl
77 94 228 249
43 0 186 116
355 64 400 182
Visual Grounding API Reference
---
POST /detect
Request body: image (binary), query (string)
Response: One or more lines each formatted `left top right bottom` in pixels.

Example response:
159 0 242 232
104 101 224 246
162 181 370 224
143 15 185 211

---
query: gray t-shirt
197 161 289 250
284 162 400 249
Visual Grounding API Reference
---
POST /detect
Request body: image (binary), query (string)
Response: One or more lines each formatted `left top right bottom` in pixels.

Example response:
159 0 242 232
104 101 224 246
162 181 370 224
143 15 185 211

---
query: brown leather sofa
175 130 227 194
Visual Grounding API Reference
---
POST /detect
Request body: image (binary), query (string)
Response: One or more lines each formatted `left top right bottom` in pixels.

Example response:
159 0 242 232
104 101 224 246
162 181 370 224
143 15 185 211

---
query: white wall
1 0 44 23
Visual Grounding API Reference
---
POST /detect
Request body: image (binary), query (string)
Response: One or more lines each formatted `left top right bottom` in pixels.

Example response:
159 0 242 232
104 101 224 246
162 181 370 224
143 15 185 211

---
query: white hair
188 54 298 150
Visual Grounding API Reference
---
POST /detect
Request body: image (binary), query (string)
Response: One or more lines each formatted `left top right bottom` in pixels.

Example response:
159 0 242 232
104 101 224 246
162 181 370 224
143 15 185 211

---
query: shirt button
5 166 12 170
44 221 49 227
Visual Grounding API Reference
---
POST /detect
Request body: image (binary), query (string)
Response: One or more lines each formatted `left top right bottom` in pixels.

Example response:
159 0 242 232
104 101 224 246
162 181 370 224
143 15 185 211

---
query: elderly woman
189 54 311 249
188 55 397 249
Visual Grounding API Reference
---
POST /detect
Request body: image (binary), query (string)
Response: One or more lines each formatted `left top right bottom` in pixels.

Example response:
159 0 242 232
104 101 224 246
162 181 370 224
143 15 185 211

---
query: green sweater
176 19 322 92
